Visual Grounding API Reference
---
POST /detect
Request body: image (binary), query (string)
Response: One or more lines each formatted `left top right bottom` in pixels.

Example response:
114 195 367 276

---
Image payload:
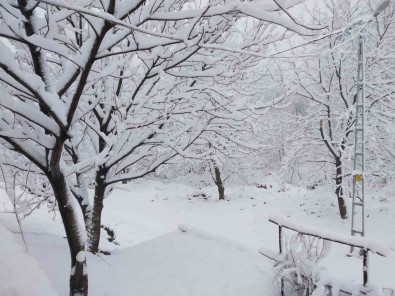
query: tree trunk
335 158 347 219
319 120 347 220
212 163 225 201
87 167 107 253
50 171 88 296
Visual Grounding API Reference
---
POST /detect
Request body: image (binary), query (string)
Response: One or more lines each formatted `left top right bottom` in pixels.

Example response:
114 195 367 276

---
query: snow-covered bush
275 233 331 295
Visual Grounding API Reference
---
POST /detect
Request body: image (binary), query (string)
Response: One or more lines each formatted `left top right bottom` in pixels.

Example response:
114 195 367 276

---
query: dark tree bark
49 169 88 296
212 162 225 201
69 151 107 254
319 120 348 219
335 158 347 219
87 167 107 253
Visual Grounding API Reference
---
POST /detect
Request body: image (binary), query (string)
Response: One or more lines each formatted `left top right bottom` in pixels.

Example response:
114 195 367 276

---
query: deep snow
0 222 59 296
1 175 394 295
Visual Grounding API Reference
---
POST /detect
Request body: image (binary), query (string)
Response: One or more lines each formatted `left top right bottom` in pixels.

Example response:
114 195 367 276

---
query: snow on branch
36 0 322 63
0 86 60 136
148 1 321 35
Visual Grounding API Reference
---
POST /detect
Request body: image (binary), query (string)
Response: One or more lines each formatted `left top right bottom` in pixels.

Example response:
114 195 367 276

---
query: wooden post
363 249 368 286
279 226 284 296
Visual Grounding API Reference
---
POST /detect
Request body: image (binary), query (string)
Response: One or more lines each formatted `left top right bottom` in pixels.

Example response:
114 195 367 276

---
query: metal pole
279 226 284 296
363 249 368 286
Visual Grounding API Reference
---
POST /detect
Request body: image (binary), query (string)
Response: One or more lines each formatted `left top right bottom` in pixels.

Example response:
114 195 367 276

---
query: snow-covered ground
0 222 59 296
1 175 394 295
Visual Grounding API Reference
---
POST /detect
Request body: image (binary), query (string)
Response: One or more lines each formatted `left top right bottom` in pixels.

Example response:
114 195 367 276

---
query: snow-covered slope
0 222 59 296
90 228 275 296
13 223 276 296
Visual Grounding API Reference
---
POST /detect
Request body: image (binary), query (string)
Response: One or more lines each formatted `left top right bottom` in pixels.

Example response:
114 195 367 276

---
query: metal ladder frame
350 30 366 252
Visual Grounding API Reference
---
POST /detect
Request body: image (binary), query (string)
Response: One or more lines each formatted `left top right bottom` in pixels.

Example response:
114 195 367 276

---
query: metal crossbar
266 217 389 294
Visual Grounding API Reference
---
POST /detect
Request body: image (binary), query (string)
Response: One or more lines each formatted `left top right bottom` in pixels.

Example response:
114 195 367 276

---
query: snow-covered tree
281 0 395 219
0 0 318 294
67 13 301 252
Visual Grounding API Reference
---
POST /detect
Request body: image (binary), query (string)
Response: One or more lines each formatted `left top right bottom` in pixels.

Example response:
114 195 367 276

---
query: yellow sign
355 175 362 182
